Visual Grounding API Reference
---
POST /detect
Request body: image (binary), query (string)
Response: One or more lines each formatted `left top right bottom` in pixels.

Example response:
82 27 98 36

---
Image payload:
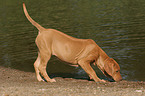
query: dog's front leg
78 59 106 82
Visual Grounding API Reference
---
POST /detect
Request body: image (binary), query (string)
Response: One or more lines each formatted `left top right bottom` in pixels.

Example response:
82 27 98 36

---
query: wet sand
0 66 145 96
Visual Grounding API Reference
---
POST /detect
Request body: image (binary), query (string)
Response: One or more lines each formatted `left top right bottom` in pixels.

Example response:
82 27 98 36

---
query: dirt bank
0 66 145 96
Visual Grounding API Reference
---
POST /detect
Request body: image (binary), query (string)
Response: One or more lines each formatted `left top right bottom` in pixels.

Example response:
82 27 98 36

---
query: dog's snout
115 76 122 82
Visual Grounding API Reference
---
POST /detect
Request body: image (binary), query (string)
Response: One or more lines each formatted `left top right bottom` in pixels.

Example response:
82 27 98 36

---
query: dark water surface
0 0 145 81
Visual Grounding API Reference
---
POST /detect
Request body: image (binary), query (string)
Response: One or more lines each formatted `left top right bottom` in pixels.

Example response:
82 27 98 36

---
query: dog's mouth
104 70 112 79
97 65 113 80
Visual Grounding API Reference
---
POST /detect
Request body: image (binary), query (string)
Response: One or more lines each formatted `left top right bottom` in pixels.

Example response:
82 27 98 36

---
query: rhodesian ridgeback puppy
23 3 122 83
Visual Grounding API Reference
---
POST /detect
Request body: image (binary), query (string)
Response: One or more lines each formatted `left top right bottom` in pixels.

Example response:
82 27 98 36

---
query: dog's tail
23 3 44 31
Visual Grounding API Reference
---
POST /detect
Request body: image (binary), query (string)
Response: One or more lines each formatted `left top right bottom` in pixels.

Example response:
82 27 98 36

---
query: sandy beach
0 66 145 96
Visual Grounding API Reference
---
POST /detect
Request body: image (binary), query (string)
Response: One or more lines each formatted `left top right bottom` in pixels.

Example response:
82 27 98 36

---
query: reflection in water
0 0 145 81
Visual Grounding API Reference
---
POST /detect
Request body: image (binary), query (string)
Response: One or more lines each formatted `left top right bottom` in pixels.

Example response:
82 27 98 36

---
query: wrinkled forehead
112 59 120 69
109 58 120 69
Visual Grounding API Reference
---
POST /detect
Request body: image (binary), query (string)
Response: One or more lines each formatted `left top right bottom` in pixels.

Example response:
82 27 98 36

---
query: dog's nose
119 78 123 81
114 76 122 82
116 77 122 82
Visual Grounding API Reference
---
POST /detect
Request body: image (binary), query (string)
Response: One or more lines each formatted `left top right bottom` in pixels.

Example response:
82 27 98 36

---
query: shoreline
0 66 145 96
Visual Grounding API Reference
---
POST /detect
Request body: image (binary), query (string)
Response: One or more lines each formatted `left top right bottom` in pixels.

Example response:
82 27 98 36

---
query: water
0 0 145 81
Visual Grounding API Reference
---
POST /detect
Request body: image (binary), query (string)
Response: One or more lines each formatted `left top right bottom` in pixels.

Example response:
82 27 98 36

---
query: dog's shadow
41 72 115 82
44 57 115 82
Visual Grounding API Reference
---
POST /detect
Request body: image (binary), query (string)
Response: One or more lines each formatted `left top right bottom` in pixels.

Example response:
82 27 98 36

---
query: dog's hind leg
38 51 56 82
34 52 44 81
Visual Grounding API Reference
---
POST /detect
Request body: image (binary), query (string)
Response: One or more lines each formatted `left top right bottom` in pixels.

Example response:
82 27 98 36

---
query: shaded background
0 0 145 81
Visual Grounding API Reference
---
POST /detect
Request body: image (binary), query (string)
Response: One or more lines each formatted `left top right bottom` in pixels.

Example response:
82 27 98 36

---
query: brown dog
23 3 122 82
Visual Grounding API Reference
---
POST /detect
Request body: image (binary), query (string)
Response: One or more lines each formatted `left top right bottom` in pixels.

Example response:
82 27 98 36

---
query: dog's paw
100 79 106 82
50 79 56 83
37 77 45 82
96 79 106 83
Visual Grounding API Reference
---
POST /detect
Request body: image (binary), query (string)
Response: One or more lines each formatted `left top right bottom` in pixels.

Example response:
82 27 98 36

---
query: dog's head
103 58 122 82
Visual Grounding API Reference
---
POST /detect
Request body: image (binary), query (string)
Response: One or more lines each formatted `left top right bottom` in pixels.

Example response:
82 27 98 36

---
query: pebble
135 90 142 93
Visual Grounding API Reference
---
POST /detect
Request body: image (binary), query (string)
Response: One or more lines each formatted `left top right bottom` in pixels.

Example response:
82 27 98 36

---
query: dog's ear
104 63 112 76
104 59 113 76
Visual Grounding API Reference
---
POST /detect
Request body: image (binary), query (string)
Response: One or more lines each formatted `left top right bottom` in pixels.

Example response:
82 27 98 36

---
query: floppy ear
104 60 112 76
